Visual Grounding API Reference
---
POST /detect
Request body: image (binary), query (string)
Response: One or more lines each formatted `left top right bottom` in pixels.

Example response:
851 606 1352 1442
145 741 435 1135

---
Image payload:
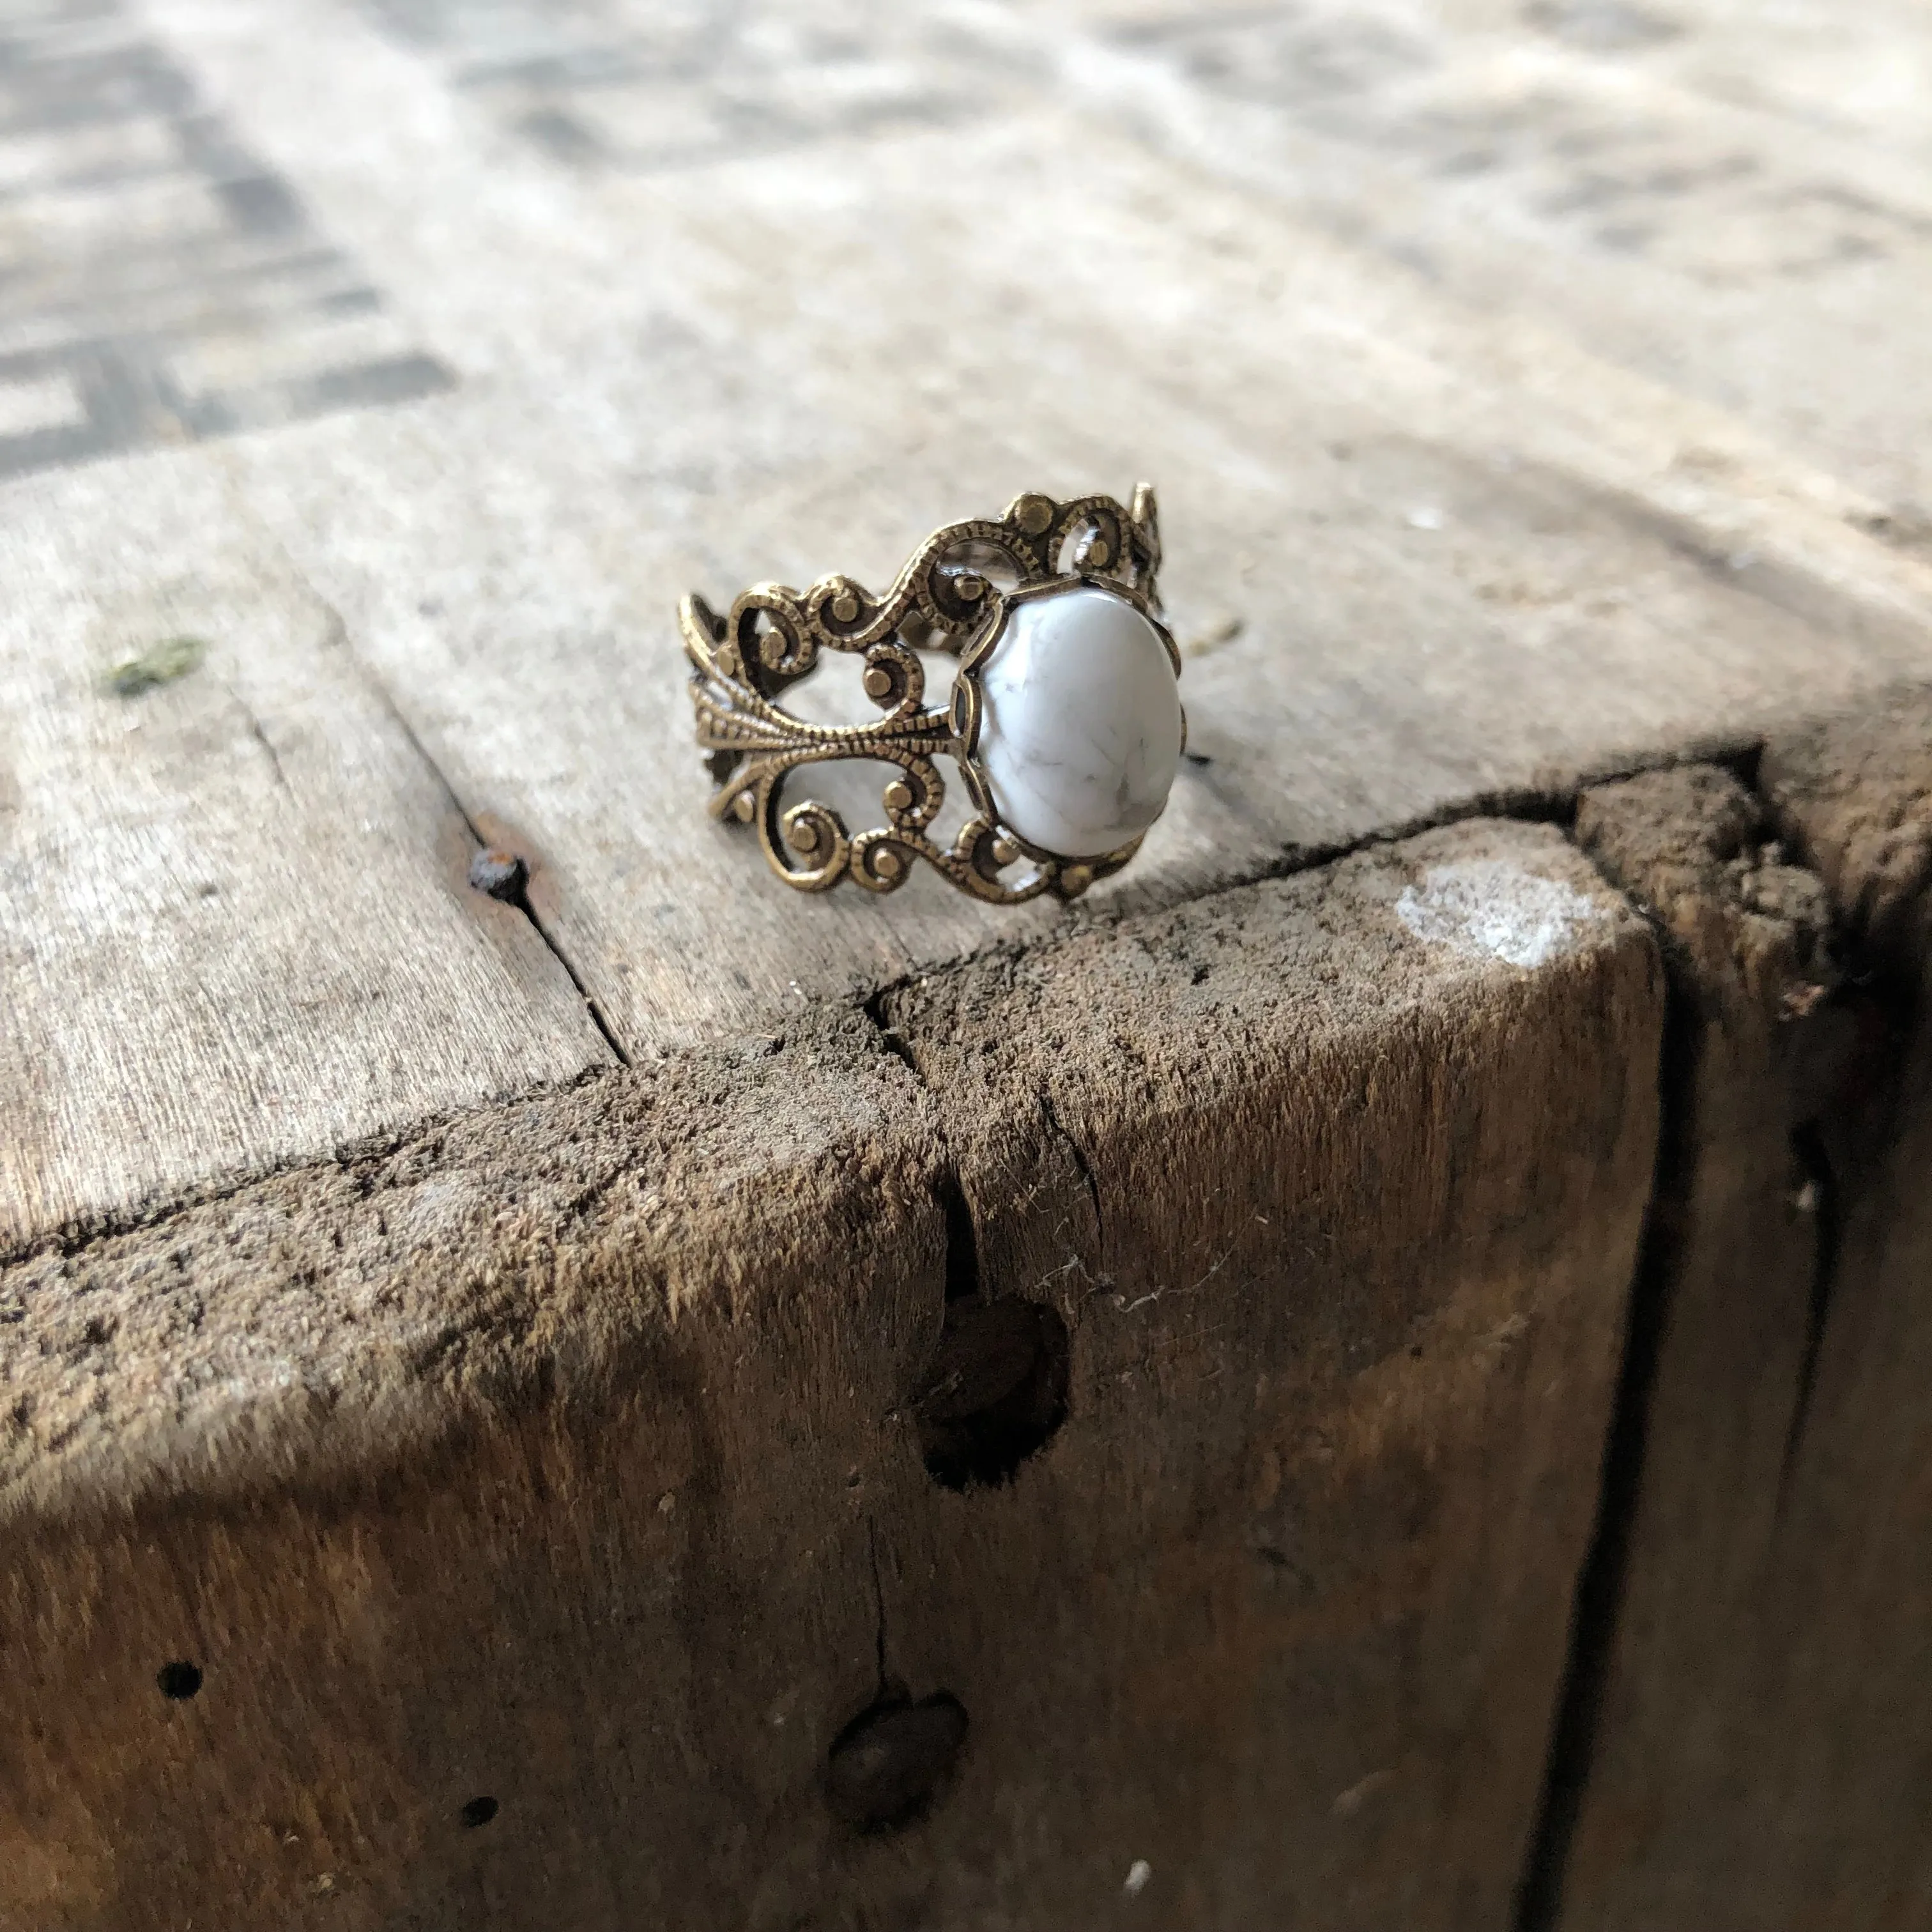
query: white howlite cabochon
974 585 1185 859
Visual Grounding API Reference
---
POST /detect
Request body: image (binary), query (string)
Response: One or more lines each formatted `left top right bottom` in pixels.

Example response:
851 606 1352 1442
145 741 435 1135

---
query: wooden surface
879 820 1659 1931
0 463 612 1252
8 0 1932 1244
1552 761 1843 1924
3 1 1932 1926
1045 0 1932 517
2 820 1659 1929
1549 706 1932 1931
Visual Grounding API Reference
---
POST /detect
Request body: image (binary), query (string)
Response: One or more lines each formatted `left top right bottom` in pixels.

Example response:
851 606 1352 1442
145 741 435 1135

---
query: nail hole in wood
459 1795 498 1829
825 1690 968 1833
155 1660 202 1700
912 1296 1070 1491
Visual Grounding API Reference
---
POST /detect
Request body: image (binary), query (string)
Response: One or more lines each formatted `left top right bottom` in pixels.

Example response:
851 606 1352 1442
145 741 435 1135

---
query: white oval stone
974 586 1184 859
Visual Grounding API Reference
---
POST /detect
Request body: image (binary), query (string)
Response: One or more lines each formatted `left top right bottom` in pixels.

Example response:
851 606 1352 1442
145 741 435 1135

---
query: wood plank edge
1517 687 1932 1929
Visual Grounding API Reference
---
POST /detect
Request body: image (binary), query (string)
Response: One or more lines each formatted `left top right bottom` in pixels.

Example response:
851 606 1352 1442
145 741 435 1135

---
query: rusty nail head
469 848 528 901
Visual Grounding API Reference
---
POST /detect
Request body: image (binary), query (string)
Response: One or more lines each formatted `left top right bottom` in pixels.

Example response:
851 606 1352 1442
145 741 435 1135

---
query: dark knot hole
911 1295 1070 1491
155 1660 202 1701
825 1689 968 1834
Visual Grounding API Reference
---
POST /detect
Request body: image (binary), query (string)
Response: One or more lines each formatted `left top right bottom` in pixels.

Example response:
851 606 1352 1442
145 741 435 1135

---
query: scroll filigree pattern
681 486 1165 901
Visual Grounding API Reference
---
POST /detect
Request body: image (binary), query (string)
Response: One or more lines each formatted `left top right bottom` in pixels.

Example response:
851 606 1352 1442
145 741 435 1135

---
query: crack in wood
1039 1086 1105 1271
331 604 635 1070
1510 853 1692 1932
1775 1117 1842 1515
236 693 291 794
4 736 1777 1275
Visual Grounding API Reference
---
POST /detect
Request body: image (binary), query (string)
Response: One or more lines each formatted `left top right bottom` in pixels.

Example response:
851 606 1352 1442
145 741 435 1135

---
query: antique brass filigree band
680 484 1171 902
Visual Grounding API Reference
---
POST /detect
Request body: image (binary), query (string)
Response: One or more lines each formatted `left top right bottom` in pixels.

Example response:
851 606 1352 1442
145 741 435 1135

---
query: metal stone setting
680 484 1183 903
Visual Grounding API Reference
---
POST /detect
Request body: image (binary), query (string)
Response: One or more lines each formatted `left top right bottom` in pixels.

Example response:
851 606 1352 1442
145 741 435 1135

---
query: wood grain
3 3 1932 1923
0 820 1661 1930
1551 762 1843 1924
110 0 1932 1073
1554 707 1932 1929
879 818 1663 1931
0 463 611 1254
1044 0 1932 523
4 0 1929 1230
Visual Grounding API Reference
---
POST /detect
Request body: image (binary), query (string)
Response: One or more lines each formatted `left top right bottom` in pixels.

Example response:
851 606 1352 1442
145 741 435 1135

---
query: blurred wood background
3 1 1930 1926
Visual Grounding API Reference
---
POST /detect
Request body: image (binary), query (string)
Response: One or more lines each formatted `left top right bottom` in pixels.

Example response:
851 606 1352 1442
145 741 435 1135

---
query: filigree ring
680 484 1184 903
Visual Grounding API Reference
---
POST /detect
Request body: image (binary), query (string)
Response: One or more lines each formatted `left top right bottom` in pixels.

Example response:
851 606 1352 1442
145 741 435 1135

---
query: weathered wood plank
96 0 1932 1080
0 3 1921 1249
0 819 1661 1930
0 1011 952 1927
3 5 1930 1919
1040 0 1932 526
1554 703 1932 1928
1443 0 1932 176
879 818 1662 1931
0 464 613 1254
1549 762 1841 1923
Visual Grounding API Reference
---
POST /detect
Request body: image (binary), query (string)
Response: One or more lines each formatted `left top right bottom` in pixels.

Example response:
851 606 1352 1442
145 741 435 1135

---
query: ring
680 484 1185 902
